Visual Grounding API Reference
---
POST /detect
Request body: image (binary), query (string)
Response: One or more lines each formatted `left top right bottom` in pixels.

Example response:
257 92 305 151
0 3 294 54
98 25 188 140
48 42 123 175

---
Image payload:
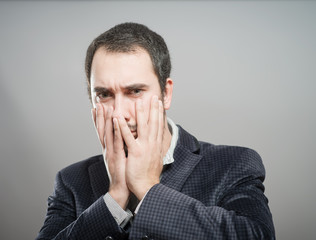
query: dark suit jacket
36 126 275 240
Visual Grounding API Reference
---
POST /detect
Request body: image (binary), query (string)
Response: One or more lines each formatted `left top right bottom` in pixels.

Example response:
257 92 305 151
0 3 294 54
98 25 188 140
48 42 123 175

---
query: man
36 23 275 240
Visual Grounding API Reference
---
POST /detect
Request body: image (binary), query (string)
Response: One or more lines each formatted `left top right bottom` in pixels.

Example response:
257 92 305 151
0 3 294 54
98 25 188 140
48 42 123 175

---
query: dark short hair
85 22 172 100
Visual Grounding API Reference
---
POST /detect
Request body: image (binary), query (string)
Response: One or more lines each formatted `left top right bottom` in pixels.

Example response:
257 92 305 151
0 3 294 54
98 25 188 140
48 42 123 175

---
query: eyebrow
93 86 110 93
93 83 149 93
124 83 149 91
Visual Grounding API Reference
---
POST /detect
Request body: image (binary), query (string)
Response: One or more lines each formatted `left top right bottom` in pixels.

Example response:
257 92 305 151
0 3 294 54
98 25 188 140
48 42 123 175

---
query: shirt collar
163 118 179 165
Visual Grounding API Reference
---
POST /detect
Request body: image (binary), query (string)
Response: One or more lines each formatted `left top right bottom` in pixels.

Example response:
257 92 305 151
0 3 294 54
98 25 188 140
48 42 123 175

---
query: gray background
0 1 315 239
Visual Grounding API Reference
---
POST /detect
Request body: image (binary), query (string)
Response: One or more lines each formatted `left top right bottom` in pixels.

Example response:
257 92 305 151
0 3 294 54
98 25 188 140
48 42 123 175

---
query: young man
36 23 275 240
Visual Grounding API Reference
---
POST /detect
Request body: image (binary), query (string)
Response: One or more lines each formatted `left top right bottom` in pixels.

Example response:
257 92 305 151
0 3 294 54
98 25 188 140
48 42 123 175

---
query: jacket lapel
160 126 202 192
88 155 110 201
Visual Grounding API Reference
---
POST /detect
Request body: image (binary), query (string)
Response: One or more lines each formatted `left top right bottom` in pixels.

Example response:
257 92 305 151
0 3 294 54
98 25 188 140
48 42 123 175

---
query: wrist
133 181 158 200
108 187 130 209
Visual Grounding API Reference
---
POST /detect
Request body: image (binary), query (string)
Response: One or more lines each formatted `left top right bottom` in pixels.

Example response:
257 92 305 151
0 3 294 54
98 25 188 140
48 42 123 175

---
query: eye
99 93 109 98
131 89 142 95
128 89 144 97
96 92 110 102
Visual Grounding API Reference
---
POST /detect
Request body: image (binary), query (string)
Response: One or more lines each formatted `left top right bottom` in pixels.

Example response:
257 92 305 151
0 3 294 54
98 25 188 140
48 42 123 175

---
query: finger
113 117 124 154
148 95 159 139
136 99 146 139
105 106 114 151
157 100 164 142
118 116 136 149
96 103 105 148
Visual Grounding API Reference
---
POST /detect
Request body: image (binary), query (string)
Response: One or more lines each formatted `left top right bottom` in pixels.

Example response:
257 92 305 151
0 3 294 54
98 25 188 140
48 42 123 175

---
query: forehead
90 48 158 87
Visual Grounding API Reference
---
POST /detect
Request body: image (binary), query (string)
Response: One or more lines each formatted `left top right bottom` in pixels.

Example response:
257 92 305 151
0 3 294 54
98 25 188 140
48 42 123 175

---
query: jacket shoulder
177 125 263 169
199 142 262 161
200 141 263 168
57 155 103 185
60 155 102 173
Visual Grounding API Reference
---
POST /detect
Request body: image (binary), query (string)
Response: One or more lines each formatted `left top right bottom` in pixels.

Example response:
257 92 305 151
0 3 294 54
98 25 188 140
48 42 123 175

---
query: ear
163 78 173 110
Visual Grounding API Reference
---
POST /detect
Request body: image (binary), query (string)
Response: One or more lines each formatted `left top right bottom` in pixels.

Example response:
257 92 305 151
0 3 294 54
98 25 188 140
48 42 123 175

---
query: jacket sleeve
35 171 127 240
129 149 275 240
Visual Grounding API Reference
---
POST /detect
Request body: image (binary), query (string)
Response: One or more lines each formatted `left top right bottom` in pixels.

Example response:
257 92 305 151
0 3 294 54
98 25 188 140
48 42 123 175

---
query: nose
112 95 131 121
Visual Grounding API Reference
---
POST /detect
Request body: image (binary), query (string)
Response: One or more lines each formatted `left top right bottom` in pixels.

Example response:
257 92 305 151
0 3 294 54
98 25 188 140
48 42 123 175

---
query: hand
118 96 164 200
92 103 130 209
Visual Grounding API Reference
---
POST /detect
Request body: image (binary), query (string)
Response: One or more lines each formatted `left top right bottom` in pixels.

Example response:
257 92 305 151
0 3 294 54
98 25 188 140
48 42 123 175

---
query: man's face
90 48 170 137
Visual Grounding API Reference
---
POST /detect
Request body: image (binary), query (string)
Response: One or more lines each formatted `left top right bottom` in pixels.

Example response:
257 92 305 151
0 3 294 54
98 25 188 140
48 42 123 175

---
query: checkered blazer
36 126 275 240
